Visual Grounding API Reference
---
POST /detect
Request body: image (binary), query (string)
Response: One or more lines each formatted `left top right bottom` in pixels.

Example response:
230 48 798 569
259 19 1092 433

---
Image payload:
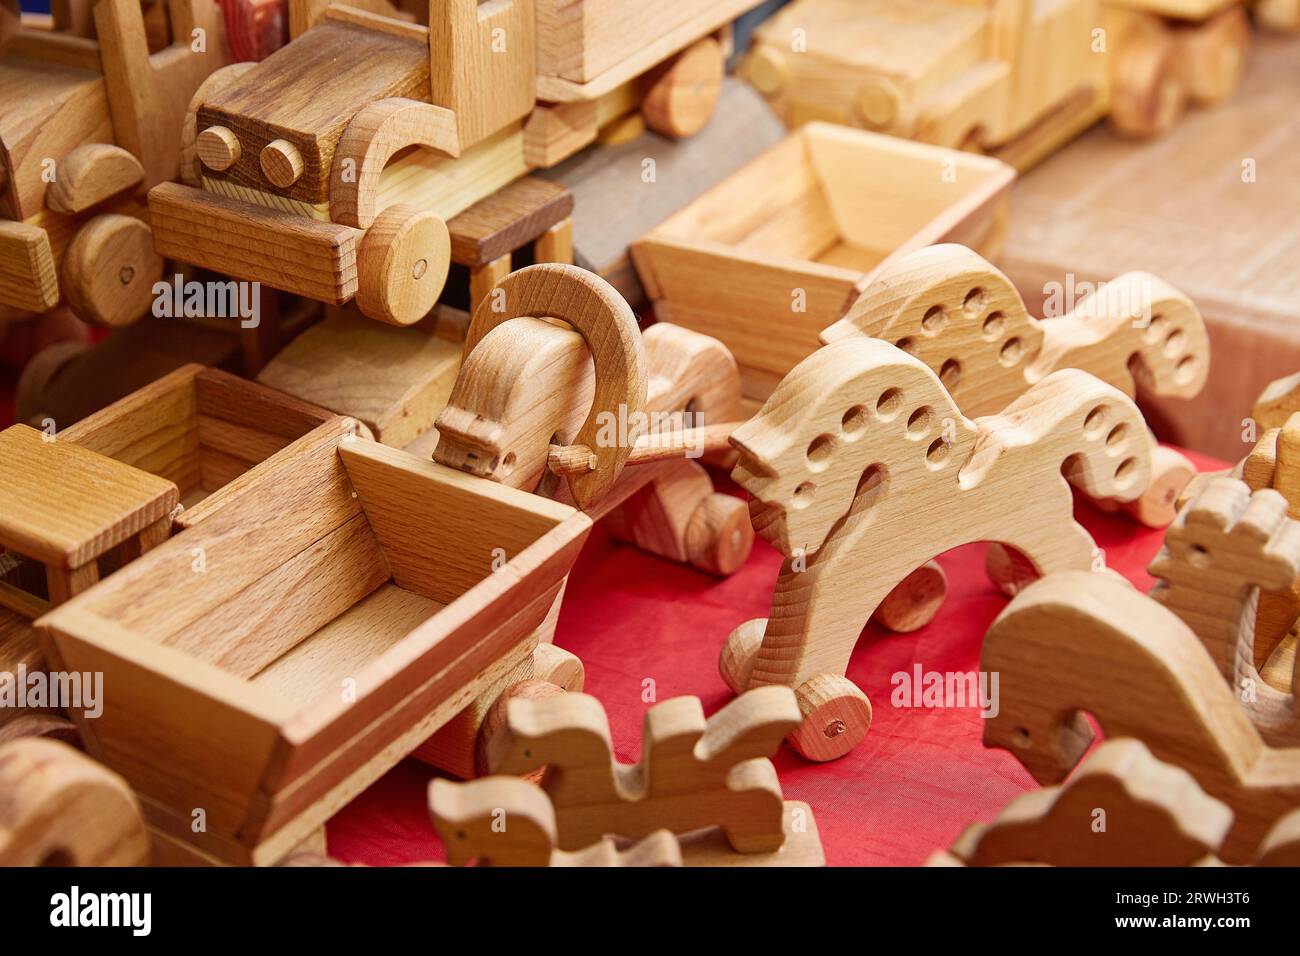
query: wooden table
1000 33 1300 462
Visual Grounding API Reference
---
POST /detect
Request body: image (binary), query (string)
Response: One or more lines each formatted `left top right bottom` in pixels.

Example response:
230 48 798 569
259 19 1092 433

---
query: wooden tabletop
0 425 178 569
1000 33 1300 460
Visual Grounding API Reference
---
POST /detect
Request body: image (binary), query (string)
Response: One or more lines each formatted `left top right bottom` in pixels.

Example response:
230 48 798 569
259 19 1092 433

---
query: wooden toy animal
484 686 826 865
745 0 1252 169
432 264 755 577
0 736 149 866
0 0 226 327
939 737 1300 867
823 243 1208 528
980 567 1300 863
719 337 1153 761
150 0 760 325
429 777 682 867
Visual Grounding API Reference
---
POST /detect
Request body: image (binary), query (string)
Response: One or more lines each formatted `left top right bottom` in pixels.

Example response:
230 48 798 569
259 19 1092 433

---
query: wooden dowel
548 421 744 477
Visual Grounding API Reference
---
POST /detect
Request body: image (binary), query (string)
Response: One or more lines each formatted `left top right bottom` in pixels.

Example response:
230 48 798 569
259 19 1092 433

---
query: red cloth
326 449 1225 866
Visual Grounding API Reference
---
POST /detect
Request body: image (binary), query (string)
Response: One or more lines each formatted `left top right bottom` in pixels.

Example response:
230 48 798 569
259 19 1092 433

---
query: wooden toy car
0 365 339 737
149 0 761 325
0 0 226 326
38 425 593 866
743 0 1254 169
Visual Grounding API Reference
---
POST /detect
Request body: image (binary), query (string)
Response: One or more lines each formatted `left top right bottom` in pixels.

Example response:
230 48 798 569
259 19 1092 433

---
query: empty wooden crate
38 428 592 865
631 122 1014 401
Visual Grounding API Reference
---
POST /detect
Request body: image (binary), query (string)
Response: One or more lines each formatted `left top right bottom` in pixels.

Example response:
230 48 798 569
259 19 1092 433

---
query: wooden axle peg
548 421 745 477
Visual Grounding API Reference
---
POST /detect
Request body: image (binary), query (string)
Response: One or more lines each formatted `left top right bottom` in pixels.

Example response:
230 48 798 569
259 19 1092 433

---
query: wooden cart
149 0 761 325
38 427 592 866
632 123 1015 405
0 0 226 326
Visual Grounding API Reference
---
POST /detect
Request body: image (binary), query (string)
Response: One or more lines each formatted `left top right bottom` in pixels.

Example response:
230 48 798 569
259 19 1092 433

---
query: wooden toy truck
0 0 226 326
149 0 761 324
743 0 1255 169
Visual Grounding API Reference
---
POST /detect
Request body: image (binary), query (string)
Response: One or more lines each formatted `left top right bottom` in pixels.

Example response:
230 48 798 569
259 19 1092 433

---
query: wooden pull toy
482 686 825 866
429 777 682 867
980 564 1300 863
434 263 755 576
0 0 226 326
719 336 1151 761
0 737 149 866
823 243 1208 528
937 737 1300 867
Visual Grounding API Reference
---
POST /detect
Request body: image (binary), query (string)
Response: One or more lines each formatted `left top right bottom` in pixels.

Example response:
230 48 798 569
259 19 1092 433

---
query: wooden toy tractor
0 0 226 327
150 0 759 325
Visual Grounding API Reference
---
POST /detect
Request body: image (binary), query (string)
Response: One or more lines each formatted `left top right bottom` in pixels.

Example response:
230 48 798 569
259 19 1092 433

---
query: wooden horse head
821 243 1208 419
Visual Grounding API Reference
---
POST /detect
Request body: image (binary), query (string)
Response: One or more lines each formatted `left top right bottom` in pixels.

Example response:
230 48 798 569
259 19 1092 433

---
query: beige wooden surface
1001 34 1300 461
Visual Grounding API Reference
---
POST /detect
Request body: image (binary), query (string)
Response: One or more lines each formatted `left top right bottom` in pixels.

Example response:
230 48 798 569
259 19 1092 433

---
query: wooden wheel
475 679 567 780
1109 20 1187 138
641 37 725 139
355 204 450 326
985 543 1041 598
719 617 767 694
62 215 163 328
875 560 948 632
1123 445 1197 527
1179 6 1250 106
789 674 873 762
685 492 754 575
745 44 787 96
14 339 88 425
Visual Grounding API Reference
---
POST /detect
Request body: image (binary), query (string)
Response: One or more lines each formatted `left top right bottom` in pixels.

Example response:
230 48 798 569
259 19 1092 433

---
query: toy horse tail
1029 272 1209 401
964 367 1154 504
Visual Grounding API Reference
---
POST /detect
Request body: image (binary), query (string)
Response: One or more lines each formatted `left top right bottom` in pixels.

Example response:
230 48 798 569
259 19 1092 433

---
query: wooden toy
254 176 575 448
150 0 762 323
0 736 150 866
0 365 342 736
743 0 1252 169
632 124 1015 407
718 337 1153 761
431 264 754 576
980 566 1300 863
483 686 826 865
537 77 787 308
429 777 683 867
938 736 1300 867
38 423 593 866
0 0 226 327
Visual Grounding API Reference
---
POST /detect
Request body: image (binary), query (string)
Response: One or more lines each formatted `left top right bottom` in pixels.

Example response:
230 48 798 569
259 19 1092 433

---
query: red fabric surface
326 448 1225 867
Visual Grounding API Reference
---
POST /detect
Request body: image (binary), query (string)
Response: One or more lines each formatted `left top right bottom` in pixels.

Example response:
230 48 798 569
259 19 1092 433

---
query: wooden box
38 430 592 865
631 123 1014 401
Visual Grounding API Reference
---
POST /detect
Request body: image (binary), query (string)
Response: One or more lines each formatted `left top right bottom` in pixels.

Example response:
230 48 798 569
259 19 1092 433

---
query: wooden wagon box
37 429 592 865
631 122 1014 402
0 365 339 734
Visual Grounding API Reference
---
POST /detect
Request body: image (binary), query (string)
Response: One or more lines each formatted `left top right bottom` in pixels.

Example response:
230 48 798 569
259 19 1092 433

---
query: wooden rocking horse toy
719 337 1153 761
934 737 1300 867
482 686 825 865
981 560 1300 863
822 243 1209 528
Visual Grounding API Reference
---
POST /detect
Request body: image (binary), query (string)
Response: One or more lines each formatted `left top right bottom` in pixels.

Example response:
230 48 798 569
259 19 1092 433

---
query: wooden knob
195 126 240 171
261 138 304 188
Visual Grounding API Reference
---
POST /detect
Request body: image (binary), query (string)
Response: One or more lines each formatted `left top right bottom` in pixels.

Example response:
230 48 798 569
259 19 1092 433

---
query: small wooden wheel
1179 6 1250 106
14 338 87 425
475 679 566 779
1124 445 1196 528
355 204 450 326
745 45 787 96
875 560 948 632
641 37 725 139
985 543 1041 598
686 492 754 576
855 76 912 134
789 674 873 762
61 215 163 328
719 618 767 694
1109 20 1187 138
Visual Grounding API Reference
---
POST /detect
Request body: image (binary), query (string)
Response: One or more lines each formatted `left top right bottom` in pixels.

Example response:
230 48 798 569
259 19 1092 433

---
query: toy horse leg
605 459 753 575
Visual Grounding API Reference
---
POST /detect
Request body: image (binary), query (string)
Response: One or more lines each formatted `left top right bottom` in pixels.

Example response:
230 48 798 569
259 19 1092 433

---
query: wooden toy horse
720 336 1152 760
823 243 1209 527
430 777 682 867
1149 477 1300 746
981 568 1300 863
484 686 823 865
0 737 149 866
